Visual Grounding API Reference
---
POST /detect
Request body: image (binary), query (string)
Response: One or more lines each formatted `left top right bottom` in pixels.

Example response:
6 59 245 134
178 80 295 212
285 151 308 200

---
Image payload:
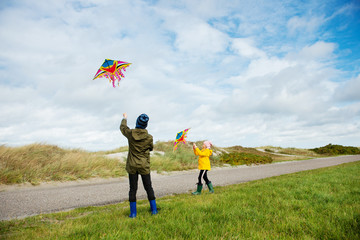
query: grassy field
0 142 353 185
0 142 315 185
1 161 359 239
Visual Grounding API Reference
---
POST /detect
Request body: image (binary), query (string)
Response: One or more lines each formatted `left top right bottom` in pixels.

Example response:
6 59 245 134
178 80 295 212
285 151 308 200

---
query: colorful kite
93 59 131 87
173 128 190 151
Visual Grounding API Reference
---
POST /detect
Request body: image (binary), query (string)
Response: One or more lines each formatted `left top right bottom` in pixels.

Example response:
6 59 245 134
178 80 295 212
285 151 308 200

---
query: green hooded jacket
120 118 153 175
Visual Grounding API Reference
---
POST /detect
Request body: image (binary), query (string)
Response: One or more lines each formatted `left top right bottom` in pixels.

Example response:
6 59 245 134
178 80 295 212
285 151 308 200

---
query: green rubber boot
192 183 203 195
207 182 214 193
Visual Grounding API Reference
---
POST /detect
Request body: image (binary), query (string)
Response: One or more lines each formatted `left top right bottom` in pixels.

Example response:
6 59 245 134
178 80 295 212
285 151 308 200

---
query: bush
220 152 273 166
311 144 360 155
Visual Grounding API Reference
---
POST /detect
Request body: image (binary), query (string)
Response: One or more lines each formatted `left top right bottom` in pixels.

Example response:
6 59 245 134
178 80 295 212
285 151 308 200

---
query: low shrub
220 152 273 166
311 144 360 155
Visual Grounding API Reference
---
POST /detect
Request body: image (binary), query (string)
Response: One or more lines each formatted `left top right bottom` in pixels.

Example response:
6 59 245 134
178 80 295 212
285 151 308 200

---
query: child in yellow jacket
192 141 214 195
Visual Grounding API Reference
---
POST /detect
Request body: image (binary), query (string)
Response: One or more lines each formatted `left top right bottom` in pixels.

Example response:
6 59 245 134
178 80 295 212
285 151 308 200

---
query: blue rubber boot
149 200 158 215
129 202 137 218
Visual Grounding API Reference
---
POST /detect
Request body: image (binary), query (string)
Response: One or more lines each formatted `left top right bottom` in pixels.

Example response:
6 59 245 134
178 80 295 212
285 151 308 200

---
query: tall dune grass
0 144 126 185
0 141 326 185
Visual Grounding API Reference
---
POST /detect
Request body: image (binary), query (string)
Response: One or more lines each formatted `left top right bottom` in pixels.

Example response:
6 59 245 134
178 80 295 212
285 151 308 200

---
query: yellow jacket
194 148 212 170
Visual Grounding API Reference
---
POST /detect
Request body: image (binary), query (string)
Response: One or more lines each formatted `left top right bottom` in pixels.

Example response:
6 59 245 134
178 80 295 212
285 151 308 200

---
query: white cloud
231 38 266 59
335 74 360 102
287 15 324 36
218 41 347 133
298 41 337 60
157 9 229 56
0 0 359 150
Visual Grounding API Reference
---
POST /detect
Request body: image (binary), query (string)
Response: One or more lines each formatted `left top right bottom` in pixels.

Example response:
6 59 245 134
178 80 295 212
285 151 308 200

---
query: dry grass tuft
0 143 126 185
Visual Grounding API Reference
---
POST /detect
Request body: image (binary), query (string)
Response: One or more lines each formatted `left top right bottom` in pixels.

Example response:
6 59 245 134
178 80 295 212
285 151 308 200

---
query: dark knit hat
136 114 149 129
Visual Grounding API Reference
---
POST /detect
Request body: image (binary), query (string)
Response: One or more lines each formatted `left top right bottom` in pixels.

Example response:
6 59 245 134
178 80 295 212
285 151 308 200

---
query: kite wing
93 59 131 87
173 128 190 151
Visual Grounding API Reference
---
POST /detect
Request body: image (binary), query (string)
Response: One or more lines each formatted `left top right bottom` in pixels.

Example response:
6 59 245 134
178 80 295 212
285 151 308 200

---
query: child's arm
120 113 131 138
193 143 197 155
194 148 212 157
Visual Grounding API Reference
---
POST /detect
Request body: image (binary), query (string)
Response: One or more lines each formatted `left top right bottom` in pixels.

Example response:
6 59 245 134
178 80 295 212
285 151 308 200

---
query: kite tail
104 73 111 84
115 72 122 80
118 69 125 78
109 74 116 88
114 72 122 87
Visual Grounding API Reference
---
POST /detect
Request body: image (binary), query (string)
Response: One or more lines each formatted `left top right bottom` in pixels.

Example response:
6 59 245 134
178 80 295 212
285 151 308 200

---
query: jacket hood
132 129 148 141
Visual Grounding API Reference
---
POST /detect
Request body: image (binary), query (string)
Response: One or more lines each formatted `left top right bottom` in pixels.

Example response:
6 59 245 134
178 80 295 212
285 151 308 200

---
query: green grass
1 162 359 239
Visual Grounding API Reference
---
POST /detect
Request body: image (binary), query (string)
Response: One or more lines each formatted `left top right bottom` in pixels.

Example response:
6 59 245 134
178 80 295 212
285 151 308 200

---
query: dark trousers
197 170 210 185
129 173 155 202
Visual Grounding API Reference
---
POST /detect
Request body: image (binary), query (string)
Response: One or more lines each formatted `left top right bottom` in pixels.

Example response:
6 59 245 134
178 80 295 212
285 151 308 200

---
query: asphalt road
1 155 359 221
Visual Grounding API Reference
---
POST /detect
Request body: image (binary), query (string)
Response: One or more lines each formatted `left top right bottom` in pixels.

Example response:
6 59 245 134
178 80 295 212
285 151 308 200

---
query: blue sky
0 0 359 151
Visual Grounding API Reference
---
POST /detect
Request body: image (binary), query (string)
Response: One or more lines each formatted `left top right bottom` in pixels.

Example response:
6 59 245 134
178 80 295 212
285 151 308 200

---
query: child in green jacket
120 113 158 218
